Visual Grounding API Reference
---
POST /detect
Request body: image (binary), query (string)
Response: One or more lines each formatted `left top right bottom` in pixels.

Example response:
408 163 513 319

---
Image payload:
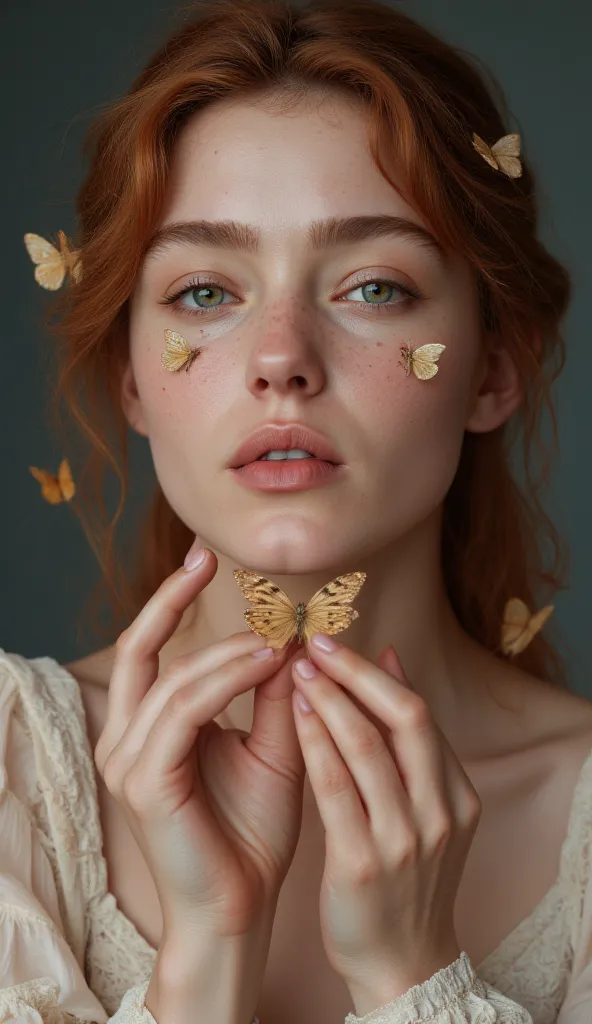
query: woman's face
126 90 498 574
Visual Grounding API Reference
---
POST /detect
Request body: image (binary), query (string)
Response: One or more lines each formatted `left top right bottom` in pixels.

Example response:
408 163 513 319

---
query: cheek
356 340 475 507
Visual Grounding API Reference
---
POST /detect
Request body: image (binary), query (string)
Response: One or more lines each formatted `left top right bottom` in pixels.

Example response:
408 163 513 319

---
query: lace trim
0 977 99 1023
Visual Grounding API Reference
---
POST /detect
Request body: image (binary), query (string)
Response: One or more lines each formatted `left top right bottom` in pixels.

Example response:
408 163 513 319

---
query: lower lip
229 457 345 491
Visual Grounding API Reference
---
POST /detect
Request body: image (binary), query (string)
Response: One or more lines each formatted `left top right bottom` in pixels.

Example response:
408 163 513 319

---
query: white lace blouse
0 647 591 1023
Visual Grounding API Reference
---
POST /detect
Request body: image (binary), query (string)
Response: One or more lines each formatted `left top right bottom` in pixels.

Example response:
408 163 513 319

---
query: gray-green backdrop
2 1 590 695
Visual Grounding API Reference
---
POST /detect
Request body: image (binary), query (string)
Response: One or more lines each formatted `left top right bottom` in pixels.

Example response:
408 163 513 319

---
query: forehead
148 94 450 268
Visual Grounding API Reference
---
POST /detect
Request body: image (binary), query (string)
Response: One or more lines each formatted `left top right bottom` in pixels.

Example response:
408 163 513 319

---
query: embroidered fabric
0 647 591 1024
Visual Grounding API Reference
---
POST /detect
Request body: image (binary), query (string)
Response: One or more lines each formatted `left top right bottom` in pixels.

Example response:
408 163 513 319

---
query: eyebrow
143 214 447 267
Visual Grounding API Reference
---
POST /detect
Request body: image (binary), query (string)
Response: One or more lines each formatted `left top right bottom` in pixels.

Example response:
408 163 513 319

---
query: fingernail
294 658 317 678
310 633 340 652
184 541 206 571
251 646 275 659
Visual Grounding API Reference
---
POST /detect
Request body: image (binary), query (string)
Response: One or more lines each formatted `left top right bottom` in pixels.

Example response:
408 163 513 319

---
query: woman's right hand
93 545 307 946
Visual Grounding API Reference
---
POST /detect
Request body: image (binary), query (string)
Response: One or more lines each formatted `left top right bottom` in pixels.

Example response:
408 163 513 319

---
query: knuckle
462 790 483 829
350 725 385 760
114 627 133 656
425 813 453 854
350 853 381 885
393 828 420 865
164 684 194 717
401 696 431 730
318 763 350 800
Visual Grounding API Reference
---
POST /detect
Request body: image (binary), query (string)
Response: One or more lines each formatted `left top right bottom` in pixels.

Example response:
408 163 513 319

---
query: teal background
2 1 590 692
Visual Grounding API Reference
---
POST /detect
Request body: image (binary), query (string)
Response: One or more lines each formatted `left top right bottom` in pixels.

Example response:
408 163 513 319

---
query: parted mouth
227 422 344 469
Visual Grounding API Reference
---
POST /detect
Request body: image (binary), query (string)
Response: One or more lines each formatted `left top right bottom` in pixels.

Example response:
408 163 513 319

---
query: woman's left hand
290 633 482 1016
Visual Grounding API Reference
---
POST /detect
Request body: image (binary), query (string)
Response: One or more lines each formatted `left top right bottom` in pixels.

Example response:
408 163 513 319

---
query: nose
245 311 327 398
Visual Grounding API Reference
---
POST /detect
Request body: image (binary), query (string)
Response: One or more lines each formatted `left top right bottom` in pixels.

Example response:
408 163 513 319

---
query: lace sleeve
106 979 260 1023
344 952 533 1023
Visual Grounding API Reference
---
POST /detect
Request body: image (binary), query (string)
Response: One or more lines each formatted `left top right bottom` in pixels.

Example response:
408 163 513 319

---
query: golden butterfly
233 569 367 649
472 133 522 179
161 329 202 373
500 597 554 656
23 231 82 290
399 343 446 380
29 458 76 505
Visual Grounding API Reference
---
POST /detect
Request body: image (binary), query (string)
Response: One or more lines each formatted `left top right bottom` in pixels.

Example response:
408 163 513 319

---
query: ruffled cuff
343 951 533 1023
107 977 260 1024
0 976 89 1023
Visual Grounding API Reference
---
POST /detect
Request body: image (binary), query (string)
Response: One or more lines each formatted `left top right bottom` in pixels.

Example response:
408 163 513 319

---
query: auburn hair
42 0 571 684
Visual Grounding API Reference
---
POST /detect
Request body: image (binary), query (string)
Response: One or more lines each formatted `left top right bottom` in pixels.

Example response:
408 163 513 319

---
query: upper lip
227 422 344 469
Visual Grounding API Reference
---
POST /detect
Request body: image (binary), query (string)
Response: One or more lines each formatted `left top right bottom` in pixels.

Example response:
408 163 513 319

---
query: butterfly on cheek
399 342 446 380
233 569 367 648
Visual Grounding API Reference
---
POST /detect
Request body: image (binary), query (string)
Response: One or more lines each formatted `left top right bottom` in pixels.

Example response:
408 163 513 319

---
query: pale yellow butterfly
161 329 201 373
472 133 523 179
23 230 82 290
399 342 446 380
233 569 367 649
500 597 554 657
29 458 76 505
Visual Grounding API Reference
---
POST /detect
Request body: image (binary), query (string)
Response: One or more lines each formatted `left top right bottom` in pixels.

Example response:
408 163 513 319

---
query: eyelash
158 274 422 319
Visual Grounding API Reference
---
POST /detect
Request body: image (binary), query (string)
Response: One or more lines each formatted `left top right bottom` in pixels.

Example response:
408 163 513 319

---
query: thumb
247 640 306 777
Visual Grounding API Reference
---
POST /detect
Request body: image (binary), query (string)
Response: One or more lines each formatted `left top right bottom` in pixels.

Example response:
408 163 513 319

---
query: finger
292 669 371 866
306 638 451 837
108 630 276 765
134 646 288 782
293 661 411 853
248 639 306 776
100 549 219 756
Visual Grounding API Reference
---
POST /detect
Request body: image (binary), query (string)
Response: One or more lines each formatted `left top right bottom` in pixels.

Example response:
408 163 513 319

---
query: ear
120 360 149 437
465 335 533 434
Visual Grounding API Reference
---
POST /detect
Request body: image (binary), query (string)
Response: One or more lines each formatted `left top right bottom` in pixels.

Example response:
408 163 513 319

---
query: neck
160 507 514 760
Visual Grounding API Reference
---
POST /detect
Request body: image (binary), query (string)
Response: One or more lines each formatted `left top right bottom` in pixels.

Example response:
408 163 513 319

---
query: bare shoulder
64 645 116 690
64 646 116 748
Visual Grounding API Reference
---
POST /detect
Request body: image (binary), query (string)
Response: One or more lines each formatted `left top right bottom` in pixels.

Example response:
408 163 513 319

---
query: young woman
2 0 591 1022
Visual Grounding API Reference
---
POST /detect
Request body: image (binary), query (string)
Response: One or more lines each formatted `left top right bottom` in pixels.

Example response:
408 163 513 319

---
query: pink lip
230 457 345 491
227 422 343 469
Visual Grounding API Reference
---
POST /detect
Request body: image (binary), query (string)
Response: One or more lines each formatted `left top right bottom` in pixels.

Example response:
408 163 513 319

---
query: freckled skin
123 89 512 577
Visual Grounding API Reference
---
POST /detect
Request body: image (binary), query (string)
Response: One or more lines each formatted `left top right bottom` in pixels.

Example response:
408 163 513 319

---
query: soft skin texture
121 88 524 754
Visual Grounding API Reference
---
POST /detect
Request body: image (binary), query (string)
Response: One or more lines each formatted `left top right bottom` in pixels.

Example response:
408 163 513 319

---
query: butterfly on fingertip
29 458 76 505
472 133 523 179
161 329 202 373
500 597 554 656
23 231 82 290
399 342 446 380
233 569 367 649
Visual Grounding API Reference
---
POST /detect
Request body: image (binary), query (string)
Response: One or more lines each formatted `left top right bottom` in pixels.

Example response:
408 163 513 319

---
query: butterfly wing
57 458 76 502
509 603 554 656
29 466 63 504
57 232 83 283
491 134 521 158
472 133 498 170
23 233 65 290
410 343 446 380
303 571 366 645
233 569 298 648
161 329 192 372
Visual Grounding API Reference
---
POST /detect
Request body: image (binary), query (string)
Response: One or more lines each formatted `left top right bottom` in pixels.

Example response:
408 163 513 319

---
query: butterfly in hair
23 231 82 290
399 343 446 380
472 133 523 179
29 458 76 504
161 329 202 372
500 597 554 656
233 569 367 648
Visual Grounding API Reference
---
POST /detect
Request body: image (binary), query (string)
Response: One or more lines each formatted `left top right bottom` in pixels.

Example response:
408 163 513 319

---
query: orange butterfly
29 458 76 505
